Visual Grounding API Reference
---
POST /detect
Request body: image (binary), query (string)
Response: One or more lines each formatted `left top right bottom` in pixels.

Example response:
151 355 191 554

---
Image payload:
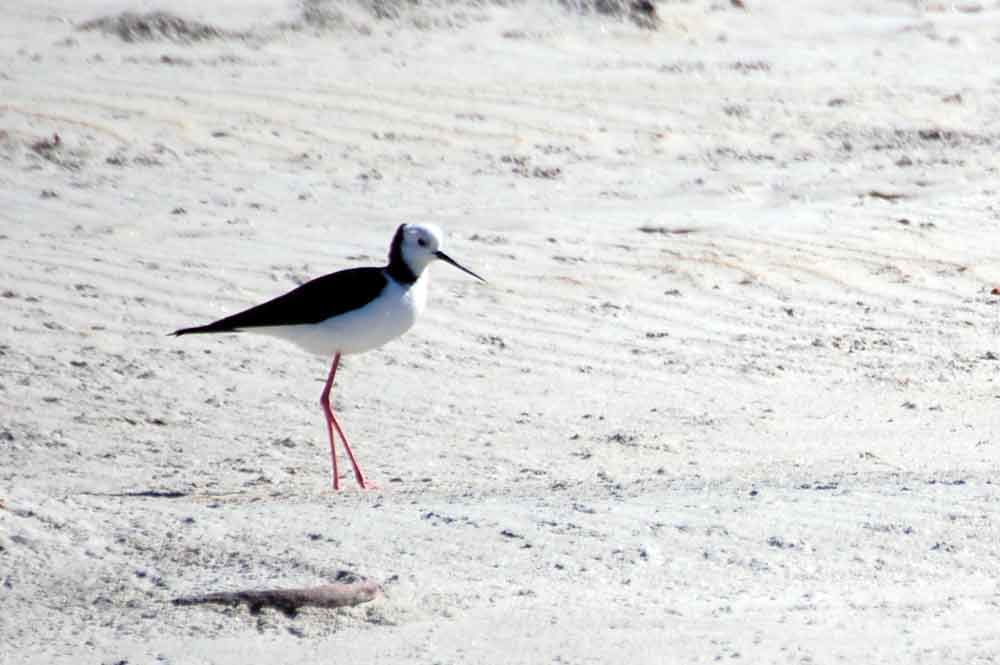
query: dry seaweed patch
294 0 660 32
78 11 243 43
78 1 668 43
574 0 660 29
827 126 1000 153
358 0 660 26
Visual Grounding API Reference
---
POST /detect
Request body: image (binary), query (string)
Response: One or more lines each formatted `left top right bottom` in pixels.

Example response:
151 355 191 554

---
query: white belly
250 276 427 357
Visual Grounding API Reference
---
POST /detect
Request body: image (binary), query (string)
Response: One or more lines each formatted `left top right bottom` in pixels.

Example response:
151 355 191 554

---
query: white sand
2 1 1000 662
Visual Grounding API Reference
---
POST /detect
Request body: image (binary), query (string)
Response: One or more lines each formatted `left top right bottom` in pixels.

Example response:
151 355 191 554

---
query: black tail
170 323 237 337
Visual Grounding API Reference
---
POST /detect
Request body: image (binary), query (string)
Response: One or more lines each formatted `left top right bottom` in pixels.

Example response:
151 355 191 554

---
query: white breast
251 274 428 357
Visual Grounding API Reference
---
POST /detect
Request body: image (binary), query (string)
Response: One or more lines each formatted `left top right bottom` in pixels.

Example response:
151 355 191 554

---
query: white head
388 223 485 284
398 223 444 275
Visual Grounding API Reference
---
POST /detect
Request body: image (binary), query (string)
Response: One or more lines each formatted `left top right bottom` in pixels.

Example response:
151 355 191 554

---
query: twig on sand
173 572 380 617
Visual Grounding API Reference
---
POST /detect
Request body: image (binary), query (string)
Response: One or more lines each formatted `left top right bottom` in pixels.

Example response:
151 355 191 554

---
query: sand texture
2 1 1000 663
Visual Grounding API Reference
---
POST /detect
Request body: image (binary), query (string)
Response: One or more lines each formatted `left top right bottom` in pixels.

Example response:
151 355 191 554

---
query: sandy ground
3 1 1000 662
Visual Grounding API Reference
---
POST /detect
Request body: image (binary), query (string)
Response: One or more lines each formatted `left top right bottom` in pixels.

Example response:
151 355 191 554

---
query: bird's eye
418 238 428 247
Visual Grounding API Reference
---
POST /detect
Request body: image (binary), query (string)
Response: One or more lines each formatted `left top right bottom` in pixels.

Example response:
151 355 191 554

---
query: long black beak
435 250 486 283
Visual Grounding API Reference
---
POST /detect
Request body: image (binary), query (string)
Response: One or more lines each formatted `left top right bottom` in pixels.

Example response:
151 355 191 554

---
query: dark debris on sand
173 570 380 618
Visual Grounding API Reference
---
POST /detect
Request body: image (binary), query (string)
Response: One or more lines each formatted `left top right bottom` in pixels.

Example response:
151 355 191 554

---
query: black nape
385 223 418 284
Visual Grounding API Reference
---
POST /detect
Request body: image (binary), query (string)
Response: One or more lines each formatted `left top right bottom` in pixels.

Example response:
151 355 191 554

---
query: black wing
172 267 388 336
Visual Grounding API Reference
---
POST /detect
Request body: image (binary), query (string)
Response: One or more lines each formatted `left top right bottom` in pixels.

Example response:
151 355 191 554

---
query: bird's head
392 223 486 282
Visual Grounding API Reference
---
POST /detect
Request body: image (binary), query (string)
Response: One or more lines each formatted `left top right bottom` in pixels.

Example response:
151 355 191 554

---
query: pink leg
328 409 373 489
319 353 373 490
320 354 342 490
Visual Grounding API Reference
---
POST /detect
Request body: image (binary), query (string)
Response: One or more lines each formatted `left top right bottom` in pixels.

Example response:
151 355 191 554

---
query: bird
172 223 485 490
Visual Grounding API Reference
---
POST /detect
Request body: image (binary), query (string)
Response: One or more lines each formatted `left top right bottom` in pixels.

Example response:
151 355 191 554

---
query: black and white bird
172 223 485 490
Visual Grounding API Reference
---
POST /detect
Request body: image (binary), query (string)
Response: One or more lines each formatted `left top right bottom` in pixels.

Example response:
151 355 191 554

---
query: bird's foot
356 477 379 491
